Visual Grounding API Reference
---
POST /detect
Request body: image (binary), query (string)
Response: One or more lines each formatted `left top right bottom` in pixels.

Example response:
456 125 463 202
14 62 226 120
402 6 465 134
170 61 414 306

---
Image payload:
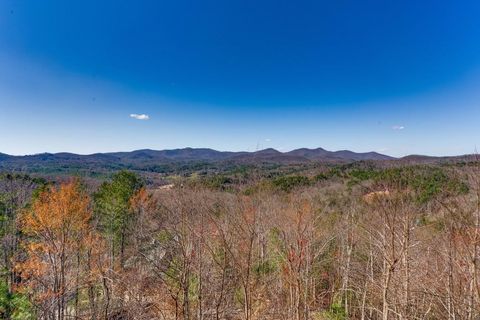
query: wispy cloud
392 125 405 130
130 113 150 120
265 138 271 142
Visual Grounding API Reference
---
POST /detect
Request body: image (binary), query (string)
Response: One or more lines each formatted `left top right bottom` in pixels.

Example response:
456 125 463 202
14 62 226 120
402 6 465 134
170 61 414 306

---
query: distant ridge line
0 147 395 162
1 148 478 174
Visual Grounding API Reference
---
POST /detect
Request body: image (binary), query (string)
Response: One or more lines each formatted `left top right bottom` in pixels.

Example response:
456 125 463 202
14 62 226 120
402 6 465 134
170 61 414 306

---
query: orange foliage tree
16 180 101 320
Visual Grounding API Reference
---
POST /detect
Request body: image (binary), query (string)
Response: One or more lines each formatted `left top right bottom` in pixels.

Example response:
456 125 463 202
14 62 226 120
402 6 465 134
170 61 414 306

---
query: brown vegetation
0 163 479 319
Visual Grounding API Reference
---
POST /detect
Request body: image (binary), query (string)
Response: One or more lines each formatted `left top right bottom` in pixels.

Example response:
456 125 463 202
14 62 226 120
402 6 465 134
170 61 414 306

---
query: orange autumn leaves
15 179 150 318
15 182 91 301
15 181 103 316
20 180 92 243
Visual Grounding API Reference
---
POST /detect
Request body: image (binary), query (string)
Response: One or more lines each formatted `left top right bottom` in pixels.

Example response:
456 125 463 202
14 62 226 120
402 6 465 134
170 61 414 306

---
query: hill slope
0 147 395 174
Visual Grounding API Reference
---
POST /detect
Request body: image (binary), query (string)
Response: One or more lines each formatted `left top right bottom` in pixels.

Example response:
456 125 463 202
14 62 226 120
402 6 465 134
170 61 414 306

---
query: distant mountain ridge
286 147 393 161
3 147 477 175
0 147 394 165
0 147 397 173
0 148 395 174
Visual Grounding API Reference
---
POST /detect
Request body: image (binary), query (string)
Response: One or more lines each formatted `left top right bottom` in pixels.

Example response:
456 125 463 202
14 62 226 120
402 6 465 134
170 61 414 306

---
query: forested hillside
0 160 479 319
0 147 394 178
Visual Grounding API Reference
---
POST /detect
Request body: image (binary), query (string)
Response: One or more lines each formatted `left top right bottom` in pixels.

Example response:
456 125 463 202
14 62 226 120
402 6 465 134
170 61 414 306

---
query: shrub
272 175 310 192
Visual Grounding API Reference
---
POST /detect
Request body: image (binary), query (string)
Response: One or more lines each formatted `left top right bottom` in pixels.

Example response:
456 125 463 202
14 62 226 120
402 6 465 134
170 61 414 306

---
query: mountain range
0 147 393 166
1 147 473 175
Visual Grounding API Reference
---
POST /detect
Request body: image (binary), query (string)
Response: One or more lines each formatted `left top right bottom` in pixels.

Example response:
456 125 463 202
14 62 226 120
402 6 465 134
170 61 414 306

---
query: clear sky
1 0 480 157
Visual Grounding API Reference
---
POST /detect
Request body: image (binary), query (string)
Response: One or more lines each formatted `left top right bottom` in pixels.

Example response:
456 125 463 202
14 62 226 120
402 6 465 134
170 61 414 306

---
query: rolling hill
0 147 394 170
2 147 477 179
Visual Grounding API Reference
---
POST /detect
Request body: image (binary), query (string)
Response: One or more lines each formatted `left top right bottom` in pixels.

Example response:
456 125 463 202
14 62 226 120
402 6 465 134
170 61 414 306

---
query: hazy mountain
286 147 331 159
286 148 394 161
331 150 394 161
229 148 309 163
108 148 246 161
396 153 480 165
0 147 397 174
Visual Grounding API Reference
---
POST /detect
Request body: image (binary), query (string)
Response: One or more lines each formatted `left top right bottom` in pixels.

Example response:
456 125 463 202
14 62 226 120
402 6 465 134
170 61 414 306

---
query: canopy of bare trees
0 164 479 319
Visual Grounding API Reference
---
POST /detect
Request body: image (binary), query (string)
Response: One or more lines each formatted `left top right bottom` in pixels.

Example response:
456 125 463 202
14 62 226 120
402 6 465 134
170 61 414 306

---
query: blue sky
1 0 480 157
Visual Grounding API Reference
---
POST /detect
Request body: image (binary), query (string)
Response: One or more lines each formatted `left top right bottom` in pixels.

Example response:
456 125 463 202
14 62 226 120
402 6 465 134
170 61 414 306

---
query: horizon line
1 146 477 159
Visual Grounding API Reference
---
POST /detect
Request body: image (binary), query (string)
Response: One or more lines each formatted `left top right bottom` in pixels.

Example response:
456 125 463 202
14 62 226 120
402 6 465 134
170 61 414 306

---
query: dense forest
0 160 479 319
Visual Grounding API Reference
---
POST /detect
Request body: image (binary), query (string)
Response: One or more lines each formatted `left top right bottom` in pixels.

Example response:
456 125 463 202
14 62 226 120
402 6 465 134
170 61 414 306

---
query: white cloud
265 138 271 142
392 125 405 130
130 113 150 120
